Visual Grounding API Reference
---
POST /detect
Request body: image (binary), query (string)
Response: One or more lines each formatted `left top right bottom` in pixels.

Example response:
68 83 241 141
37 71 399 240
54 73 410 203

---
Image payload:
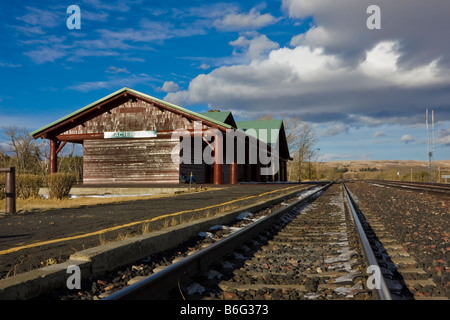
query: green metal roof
199 111 232 124
236 120 283 145
31 87 232 137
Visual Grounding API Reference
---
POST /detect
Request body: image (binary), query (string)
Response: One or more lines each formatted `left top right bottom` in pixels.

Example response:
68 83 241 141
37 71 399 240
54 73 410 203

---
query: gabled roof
236 120 284 145
236 119 292 160
30 87 292 160
31 87 232 138
199 111 237 128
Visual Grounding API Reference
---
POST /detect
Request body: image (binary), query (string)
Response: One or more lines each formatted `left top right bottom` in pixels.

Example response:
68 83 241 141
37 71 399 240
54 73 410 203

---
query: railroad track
346 181 449 300
104 183 393 301
366 180 450 197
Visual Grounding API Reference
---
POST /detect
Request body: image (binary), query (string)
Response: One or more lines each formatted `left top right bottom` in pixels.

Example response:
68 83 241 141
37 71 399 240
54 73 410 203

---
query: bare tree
256 115 320 181
284 119 318 181
2 126 43 174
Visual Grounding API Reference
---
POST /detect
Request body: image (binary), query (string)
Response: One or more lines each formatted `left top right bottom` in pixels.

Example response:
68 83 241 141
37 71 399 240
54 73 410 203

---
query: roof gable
236 120 283 145
199 111 237 128
32 87 232 138
236 119 291 160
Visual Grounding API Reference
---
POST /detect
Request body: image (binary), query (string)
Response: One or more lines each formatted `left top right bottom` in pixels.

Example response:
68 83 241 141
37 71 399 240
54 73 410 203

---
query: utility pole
426 109 436 183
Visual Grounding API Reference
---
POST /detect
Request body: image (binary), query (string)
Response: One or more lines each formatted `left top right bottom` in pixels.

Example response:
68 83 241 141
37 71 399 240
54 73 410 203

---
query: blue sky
0 0 449 161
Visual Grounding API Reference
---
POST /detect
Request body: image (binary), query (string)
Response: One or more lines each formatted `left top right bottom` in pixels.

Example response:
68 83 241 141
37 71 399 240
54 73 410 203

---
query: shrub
47 173 77 199
16 174 43 199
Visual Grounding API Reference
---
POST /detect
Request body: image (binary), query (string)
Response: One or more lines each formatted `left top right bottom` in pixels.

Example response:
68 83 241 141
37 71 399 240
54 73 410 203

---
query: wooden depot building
32 88 291 185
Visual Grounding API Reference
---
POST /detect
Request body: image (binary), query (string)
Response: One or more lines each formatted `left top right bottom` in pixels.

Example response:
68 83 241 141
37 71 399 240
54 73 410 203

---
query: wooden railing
0 167 16 214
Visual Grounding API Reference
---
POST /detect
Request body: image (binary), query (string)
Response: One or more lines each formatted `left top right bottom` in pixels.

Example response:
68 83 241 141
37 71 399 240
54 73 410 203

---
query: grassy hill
319 160 450 182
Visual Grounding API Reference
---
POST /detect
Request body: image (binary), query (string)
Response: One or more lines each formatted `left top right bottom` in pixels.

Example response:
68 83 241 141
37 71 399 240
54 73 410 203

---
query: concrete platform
39 183 212 197
0 183 316 300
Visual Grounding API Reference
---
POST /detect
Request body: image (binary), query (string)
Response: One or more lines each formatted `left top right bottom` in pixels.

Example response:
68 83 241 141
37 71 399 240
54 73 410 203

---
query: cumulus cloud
282 0 450 69
230 34 279 60
198 63 211 70
165 39 449 123
400 134 415 144
161 81 180 93
166 0 450 126
214 8 279 31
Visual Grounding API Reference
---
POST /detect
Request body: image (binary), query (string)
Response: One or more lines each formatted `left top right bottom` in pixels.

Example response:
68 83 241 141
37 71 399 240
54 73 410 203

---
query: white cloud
24 46 68 64
106 66 130 74
68 73 155 92
230 34 279 60
166 36 450 124
400 134 415 144
16 6 61 28
358 41 443 88
198 63 210 70
161 81 180 93
82 0 143 12
283 0 450 69
19 10 207 64
0 62 21 68
373 131 386 138
214 8 279 31
320 123 349 137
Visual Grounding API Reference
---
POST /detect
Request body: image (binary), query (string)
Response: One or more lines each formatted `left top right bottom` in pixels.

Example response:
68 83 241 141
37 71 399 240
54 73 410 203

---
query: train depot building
32 88 291 185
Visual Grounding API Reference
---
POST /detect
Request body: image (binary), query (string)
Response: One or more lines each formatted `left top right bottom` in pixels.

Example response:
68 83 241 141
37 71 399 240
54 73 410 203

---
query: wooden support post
1 167 16 214
49 139 58 175
230 162 237 185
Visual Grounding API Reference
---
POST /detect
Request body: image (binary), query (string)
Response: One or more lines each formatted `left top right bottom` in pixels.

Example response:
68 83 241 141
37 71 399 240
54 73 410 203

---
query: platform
38 183 211 197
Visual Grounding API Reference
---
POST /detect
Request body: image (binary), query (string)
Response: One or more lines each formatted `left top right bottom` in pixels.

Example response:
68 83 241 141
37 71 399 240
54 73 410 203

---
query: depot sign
104 131 157 139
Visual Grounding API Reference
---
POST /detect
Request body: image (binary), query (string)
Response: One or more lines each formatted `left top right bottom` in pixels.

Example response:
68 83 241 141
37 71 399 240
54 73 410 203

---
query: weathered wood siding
60 98 209 136
61 98 214 185
83 139 179 184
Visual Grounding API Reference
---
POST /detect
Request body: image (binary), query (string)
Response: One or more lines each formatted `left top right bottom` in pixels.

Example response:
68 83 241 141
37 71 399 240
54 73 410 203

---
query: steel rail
342 183 392 301
104 183 332 300
365 180 450 196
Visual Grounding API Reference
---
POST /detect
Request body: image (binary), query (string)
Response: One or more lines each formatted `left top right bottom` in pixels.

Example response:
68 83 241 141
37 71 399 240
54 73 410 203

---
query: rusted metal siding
83 139 179 184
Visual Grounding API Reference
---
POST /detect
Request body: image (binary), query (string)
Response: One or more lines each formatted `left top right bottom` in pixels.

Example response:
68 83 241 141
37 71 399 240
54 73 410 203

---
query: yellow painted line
0 185 304 256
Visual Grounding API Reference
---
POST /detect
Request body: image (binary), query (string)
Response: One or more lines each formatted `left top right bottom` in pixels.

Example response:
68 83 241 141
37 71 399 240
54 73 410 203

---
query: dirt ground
0 183 309 280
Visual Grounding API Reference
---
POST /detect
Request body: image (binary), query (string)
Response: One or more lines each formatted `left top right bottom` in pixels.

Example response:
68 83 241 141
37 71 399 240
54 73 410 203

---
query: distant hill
319 160 450 182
